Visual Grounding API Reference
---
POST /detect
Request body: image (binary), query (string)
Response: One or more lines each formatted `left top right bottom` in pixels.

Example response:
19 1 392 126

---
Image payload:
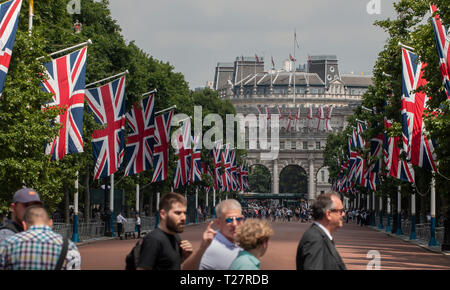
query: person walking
296 192 347 270
116 212 127 240
0 205 81 270
229 219 273 270
135 214 141 239
0 188 43 242
136 192 194 270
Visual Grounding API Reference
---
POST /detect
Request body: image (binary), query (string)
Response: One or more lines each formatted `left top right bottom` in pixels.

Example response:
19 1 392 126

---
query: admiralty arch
212 55 371 201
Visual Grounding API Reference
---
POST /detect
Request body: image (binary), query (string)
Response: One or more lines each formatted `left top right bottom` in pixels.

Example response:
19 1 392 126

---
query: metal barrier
378 218 444 245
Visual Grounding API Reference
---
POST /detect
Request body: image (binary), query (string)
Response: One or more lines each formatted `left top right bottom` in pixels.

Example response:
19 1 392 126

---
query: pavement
77 219 450 270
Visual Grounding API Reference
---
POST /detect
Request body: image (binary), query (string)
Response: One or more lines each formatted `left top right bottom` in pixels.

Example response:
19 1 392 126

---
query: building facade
213 55 372 201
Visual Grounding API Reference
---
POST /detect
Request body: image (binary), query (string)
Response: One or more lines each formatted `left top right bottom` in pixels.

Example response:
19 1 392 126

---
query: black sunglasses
225 216 244 223
329 208 345 214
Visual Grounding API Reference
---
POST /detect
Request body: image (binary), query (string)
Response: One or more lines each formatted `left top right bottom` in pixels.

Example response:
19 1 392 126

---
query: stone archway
248 164 271 193
279 165 308 194
316 166 331 195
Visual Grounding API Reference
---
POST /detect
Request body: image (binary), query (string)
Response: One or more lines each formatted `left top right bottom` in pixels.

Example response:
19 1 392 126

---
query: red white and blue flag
190 133 202 183
431 4 450 100
221 144 233 192
239 163 249 192
0 0 22 96
212 141 223 190
86 76 126 179
384 119 415 183
151 110 174 183
365 134 383 191
173 118 191 189
230 149 239 191
42 47 87 160
124 93 155 176
401 48 437 172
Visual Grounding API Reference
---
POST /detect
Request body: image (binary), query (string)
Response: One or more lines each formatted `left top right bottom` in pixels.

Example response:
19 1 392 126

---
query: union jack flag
239 163 249 191
384 119 415 183
325 105 333 132
174 118 191 189
151 110 174 183
401 48 437 172
0 0 22 96
230 149 239 191
190 133 202 183
365 134 383 191
42 47 87 160
124 92 155 176
221 144 233 192
431 4 450 100
212 141 223 190
86 76 126 180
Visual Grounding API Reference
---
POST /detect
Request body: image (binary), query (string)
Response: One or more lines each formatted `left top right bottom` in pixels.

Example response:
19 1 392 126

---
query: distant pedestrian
0 188 44 242
229 219 273 270
0 205 81 270
135 214 141 238
296 192 347 270
116 212 127 239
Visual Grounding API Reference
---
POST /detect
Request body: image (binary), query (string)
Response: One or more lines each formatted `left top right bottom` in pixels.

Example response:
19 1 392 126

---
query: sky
107 0 397 90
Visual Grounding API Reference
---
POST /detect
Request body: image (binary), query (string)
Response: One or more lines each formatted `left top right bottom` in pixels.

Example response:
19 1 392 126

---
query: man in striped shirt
0 205 81 270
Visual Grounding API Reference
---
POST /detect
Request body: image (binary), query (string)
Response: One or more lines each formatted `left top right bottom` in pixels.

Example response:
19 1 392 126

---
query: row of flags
256 104 333 132
172 118 249 193
333 3 449 194
0 0 249 194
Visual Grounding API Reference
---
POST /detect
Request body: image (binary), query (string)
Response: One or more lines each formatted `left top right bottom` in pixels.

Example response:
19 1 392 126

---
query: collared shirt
117 214 127 224
229 250 260 270
199 230 242 270
314 221 333 241
0 225 81 270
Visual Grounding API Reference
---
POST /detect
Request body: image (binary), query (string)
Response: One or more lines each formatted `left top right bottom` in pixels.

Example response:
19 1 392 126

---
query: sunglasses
225 216 244 223
329 208 345 214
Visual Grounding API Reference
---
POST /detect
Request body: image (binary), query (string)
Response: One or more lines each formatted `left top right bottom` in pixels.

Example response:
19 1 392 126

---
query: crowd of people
1 188 350 270
242 203 312 223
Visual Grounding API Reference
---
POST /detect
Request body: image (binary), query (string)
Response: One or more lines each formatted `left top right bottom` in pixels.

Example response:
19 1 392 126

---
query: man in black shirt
137 192 193 270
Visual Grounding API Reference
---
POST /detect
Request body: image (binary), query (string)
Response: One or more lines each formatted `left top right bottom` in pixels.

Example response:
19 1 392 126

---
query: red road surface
78 220 450 270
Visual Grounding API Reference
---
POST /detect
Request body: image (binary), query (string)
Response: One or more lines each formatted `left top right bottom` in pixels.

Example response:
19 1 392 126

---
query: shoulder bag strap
55 238 69 270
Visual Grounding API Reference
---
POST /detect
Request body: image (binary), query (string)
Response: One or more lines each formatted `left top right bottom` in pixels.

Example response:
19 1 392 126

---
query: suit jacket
296 223 346 270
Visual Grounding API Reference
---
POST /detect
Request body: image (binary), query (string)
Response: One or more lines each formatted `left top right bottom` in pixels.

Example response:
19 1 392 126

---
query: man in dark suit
296 192 347 270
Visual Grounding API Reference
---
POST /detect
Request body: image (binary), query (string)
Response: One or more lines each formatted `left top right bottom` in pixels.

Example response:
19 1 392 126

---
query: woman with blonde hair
229 219 273 270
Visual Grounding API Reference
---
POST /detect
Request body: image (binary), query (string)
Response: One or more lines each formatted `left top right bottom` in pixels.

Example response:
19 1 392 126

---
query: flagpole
37 39 92 60
429 177 438 246
28 0 34 36
155 105 177 115
71 171 80 242
85 70 129 88
155 192 160 228
293 29 296 105
141 89 157 97
398 42 415 52
110 173 115 237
